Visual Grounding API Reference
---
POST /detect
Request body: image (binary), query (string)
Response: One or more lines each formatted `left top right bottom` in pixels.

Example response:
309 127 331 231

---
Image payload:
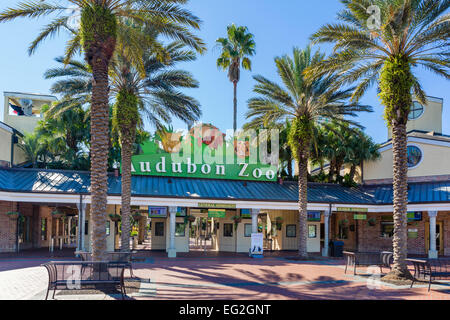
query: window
286 224 296 237
175 223 185 237
381 222 394 238
19 216 31 243
155 222 164 236
308 225 317 238
85 221 89 235
41 218 47 241
106 221 110 236
244 224 252 237
408 101 424 120
338 221 349 239
407 145 422 168
223 223 233 237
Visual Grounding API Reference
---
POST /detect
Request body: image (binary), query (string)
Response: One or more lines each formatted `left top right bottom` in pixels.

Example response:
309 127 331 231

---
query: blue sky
0 0 448 143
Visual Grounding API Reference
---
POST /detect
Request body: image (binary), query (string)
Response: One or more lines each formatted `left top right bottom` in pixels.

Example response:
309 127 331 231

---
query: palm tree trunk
349 164 356 182
297 149 308 258
233 81 237 132
287 157 293 178
327 159 335 183
385 122 412 279
120 133 134 252
89 57 110 262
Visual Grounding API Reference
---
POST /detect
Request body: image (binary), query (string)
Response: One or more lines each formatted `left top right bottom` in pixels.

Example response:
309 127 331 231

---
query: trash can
334 241 344 257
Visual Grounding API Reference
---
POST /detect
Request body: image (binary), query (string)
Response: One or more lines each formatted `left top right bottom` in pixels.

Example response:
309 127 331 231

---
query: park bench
42 261 129 300
76 251 139 278
407 258 450 291
343 251 393 275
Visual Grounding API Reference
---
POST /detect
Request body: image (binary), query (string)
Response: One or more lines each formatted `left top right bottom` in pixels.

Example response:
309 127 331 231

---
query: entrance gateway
144 203 324 256
126 124 325 257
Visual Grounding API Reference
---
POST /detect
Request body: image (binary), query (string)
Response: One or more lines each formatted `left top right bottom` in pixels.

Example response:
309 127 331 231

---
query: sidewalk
0 251 449 300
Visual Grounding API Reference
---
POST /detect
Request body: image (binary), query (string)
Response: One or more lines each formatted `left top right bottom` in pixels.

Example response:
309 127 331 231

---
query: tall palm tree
111 44 201 251
18 132 44 168
0 0 205 260
245 46 372 257
345 131 380 182
44 42 201 251
309 0 449 279
216 24 255 132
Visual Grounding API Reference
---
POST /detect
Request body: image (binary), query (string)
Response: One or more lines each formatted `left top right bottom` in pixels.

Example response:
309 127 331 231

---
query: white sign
250 233 263 256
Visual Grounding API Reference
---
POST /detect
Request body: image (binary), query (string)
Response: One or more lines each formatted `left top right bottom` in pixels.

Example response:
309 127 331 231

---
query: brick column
428 211 438 259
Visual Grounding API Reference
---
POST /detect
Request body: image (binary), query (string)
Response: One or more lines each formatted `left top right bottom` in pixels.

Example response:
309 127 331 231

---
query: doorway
425 221 444 255
189 214 215 252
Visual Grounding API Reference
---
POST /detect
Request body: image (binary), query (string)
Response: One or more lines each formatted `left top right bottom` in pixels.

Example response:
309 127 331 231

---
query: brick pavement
0 252 449 300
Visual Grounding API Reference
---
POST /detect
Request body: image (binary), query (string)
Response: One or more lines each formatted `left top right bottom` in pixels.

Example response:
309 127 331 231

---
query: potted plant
51 210 64 219
130 230 138 249
109 214 121 222
231 215 242 230
132 211 142 221
6 211 20 220
339 219 349 226
186 215 196 223
367 217 376 227
275 216 284 230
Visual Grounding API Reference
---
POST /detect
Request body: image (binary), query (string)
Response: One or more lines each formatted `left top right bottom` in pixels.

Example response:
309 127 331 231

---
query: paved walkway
0 251 449 300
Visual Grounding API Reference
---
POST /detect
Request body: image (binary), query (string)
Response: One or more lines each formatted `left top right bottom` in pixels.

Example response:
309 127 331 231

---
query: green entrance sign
336 207 368 213
198 203 236 209
126 124 278 182
208 209 226 218
353 214 367 220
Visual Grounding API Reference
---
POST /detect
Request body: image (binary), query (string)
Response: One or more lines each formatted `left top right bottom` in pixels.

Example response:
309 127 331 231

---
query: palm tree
18 132 44 168
44 42 201 251
216 24 256 132
309 0 449 279
245 46 372 257
35 104 90 170
344 131 380 182
0 0 205 260
111 44 201 251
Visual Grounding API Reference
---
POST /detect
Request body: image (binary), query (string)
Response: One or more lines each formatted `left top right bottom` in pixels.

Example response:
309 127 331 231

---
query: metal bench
407 258 450 291
76 251 137 278
343 251 393 275
42 261 129 300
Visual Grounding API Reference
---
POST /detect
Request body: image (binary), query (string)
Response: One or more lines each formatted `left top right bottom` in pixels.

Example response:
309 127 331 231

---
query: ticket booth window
286 225 296 237
380 222 394 238
244 224 252 237
224 223 233 237
308 225 317 238
41 218 47 241
175 223 185 237
155 222 164 236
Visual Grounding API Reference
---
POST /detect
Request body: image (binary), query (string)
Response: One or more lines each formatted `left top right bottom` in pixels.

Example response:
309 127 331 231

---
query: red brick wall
330 213 357 251
356 212 450 256
0 201 17 252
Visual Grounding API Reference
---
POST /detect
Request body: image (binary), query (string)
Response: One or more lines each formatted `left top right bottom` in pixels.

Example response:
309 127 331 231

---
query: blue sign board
148 206 167 218
241 209 251 218
307 211 321 221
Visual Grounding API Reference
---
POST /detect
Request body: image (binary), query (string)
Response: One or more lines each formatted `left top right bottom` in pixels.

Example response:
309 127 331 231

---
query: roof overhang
1 190 449 212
